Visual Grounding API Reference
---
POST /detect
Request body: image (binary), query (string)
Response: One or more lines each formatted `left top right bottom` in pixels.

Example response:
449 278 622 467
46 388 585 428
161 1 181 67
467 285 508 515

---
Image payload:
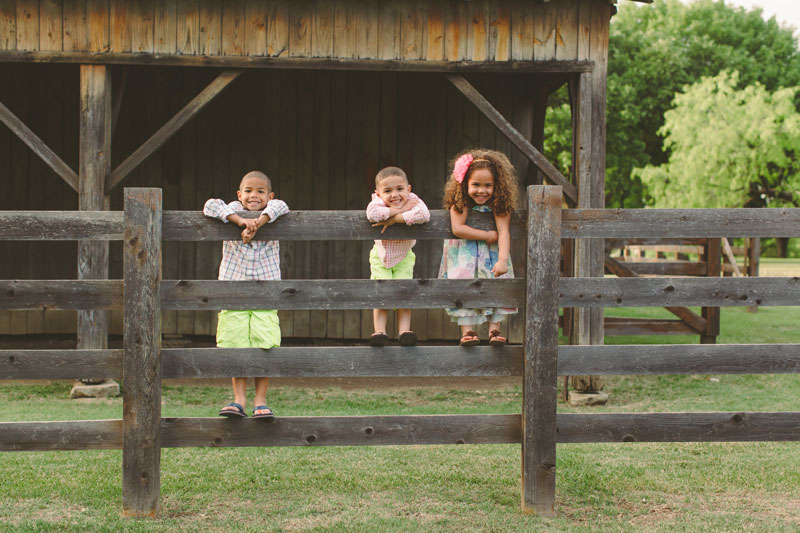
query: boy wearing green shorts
366 167 430 346
203 171 289 418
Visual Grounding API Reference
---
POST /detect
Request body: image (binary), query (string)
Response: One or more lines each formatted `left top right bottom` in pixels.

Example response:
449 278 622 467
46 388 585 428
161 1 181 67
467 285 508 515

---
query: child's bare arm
490 213 511 277
449 207 498 243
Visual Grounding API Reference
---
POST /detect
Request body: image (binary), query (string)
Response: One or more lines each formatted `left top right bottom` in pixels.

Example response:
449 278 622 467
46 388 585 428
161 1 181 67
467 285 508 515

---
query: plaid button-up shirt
366 192 430 268
203 198 289 281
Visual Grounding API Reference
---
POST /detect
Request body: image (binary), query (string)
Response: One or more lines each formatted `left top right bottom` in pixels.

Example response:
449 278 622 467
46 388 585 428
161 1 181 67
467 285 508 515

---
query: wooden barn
0 0 636 350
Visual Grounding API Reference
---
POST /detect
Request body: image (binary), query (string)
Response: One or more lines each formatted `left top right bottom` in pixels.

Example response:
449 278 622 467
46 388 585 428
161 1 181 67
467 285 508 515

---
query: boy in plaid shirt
366 166 430 346
203 170 289 418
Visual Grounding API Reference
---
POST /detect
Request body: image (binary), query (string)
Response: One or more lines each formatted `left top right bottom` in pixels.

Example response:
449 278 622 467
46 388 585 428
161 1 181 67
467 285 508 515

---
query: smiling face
237 175 274 211
375 174 411 208
466 168 495 205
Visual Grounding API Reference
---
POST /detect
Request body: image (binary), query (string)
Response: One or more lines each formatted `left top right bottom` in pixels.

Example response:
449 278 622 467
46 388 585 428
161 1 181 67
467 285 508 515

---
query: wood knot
364 427 373 435
622 434 636 442
283 288 297 295
6 290 14 299
663 285 675 293
305 434 316 444
731 413 744 424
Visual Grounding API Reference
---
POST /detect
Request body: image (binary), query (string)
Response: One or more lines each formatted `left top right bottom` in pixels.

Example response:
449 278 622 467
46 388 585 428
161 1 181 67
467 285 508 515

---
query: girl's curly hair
443 149 519 215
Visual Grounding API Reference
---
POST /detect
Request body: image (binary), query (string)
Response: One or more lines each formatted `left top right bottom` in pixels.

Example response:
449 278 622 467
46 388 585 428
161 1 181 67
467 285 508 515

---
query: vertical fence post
522 185 562 515
123 188 162 517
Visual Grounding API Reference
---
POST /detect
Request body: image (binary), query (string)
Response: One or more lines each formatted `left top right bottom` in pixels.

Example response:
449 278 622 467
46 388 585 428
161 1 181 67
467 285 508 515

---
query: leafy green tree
543 0 800 208
636 71 800 208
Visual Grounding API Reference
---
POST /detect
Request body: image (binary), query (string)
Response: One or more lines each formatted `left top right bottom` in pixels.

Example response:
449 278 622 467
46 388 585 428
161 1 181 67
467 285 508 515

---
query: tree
541 0 800 208
636 71 800 209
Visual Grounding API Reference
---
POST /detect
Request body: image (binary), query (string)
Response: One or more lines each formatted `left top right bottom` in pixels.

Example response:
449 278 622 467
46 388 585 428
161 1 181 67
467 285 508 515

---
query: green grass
2 306 800 530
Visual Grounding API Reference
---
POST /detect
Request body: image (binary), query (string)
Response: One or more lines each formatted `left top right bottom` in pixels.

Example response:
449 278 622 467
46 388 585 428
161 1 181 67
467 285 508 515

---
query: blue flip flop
252 405 274 419
219 402 247 418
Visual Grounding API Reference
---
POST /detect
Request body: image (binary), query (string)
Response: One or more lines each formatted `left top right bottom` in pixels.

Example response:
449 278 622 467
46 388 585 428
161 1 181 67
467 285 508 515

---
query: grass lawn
2 303 800 530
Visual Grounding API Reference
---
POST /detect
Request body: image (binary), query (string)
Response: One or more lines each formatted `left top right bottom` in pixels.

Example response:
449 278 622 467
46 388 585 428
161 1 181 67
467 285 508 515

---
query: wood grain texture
559 277 800 308
0 49 594 72
122 188 162 518
557 412 800 443
0 420 122 451
558 343 800 375
160 414 521 447
1 349 123 379
522 185 561 516
162 345 522 378
162 278 523 311
561 208 800 238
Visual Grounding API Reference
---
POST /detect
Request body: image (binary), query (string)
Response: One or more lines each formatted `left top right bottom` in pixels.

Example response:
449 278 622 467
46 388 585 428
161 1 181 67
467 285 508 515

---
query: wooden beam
522 185 561 516
444 74 578 203
78 65 112 359
122 188 163 518
0 100 79 191
557 412 800 443
604 255 707 334
0 280 122 310
558 343 800 375
161 278 523 311
721 238 743 276
0 50 595 73
105 70 243 193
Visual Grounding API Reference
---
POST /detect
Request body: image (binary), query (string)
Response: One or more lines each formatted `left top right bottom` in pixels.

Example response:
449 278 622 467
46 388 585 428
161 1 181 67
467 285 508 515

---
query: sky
723 0 800 35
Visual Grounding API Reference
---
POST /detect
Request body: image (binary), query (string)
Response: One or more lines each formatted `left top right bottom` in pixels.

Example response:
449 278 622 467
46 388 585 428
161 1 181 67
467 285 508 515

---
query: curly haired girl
438 149 520 346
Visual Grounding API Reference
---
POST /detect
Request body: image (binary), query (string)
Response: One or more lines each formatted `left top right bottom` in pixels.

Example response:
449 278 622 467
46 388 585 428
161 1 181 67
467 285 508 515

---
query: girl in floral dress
438 149 520 346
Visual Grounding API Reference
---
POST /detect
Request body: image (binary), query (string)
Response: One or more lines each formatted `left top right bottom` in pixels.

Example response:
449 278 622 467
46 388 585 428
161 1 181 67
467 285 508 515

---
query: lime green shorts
216 310 281 349
369 245 415 280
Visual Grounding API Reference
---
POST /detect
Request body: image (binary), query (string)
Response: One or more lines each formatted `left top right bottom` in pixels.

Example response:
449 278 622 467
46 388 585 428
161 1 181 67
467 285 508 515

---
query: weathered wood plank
555 0 578 60
333 0 355 59
425 2 444 61
701 238 722 343
0 349 123 379
163 345 521 378
446 74 578 203
559 277 800 308
122 188 162 518
0 49 594 72
244 0 266 56
522 185 561 516
162 279 523 311
288 0 311 57
311 0 332 57
489 0 510 61
154 0 177 54
562 208 800 238
130 0 154 53
532 0 556 60
16 1 39 50
558 344 800 375
40 0 64 51
510 0 534 61
355 0 377 59
0 420 122 451
161 414 521 447
468 0 487 62
110 0 130 52
444 0 468 61
0 0 16 50
86 0 109 52
557 412 800 443
0 100 79 191
176 0 199 55
197 1 219 56
265 1 287 56
105 69 243 193
221 0 245 56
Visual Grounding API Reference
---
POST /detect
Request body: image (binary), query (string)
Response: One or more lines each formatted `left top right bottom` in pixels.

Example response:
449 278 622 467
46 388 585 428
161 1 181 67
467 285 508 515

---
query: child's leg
233 378 247 405
253 377 270 414
373 308 388 334
396 308 411 333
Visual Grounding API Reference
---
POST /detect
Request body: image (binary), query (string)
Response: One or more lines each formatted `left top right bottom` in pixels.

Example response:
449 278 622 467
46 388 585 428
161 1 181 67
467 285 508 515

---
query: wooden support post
701 238 721 344
78 65 111 377
122 188 162 518
522 185 561 516
571 69 604 393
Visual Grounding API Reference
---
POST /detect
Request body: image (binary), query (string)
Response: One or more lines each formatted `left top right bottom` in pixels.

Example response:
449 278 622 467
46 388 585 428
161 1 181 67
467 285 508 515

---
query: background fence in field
1 185 800 517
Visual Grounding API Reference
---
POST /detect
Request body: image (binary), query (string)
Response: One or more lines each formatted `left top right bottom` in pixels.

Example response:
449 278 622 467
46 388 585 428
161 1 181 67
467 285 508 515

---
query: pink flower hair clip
452 153 474 183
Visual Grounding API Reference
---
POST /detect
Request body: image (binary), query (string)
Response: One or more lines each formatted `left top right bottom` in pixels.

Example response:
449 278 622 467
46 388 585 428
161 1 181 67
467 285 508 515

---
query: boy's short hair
240 170 272 192
375 166 408 187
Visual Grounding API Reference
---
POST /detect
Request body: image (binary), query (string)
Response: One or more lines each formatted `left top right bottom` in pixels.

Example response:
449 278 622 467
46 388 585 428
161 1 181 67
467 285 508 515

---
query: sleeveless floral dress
438 204 517 325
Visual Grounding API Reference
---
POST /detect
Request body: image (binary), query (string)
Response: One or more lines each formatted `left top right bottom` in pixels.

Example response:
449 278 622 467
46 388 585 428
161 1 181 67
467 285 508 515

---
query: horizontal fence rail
4 207 800 241
5 344 800 381
4 411 800 451
3 277 800 311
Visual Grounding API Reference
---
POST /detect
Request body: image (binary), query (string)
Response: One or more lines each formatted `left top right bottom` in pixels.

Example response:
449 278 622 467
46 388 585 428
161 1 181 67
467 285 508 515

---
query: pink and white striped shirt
366 192 430 268
203 198 289 281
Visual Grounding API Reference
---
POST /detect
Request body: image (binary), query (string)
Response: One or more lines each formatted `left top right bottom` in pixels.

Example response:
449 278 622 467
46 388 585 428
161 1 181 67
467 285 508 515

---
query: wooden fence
2 185 800 517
